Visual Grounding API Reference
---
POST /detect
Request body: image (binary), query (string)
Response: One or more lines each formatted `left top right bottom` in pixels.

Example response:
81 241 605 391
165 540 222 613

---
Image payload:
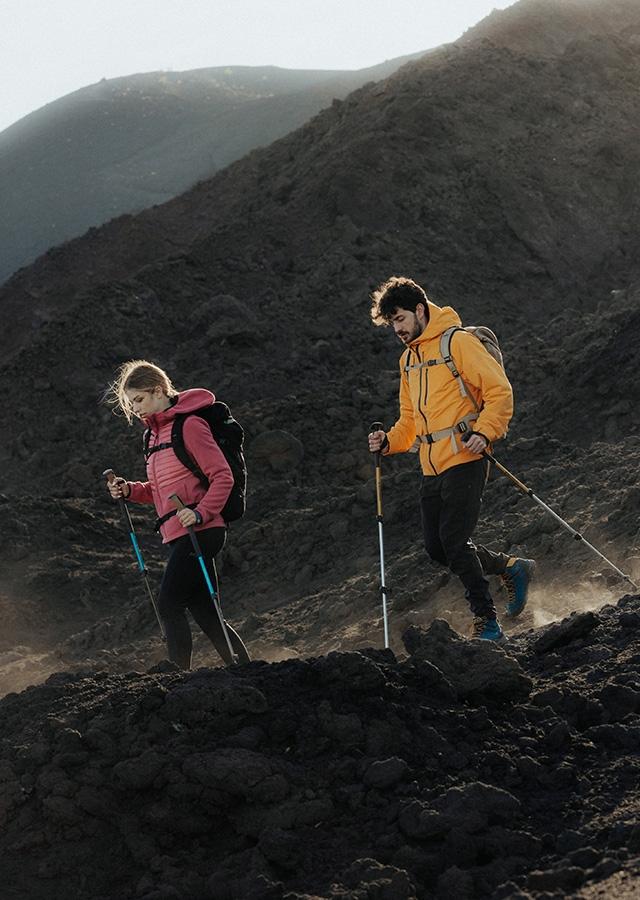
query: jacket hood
410 301 461 346
145 388 215 431
171 388 215 414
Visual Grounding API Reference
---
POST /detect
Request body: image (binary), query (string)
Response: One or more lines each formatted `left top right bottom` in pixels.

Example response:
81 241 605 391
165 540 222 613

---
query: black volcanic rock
534 610 601 652
403 620 533 702
2 1 640 718
1 596 640 898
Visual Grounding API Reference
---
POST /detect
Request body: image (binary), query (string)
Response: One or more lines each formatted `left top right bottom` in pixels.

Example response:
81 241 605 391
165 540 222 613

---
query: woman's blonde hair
106 360 178 424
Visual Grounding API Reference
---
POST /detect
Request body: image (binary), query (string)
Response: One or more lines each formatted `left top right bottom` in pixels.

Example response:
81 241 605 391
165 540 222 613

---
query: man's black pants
420 458 510 619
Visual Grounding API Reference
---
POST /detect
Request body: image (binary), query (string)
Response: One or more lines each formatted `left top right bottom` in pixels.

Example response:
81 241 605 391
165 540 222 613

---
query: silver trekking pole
168 493 238 665
103 468 166 640
483 451 639 591
370 422 390 649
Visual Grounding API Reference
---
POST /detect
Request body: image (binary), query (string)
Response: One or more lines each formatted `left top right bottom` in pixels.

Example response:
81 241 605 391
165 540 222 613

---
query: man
368 276 534 640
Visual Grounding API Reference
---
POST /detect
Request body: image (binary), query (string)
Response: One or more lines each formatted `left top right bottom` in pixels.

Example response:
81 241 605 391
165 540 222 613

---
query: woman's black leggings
157 527 250 669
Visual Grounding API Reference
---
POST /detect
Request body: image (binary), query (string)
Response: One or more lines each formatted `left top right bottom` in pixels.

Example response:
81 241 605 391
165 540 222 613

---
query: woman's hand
177 508 198 528
107 476 130 500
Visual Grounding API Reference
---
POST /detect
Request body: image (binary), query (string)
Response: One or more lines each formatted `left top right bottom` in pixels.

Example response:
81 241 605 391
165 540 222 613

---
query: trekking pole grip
169 493 185 512
370 421 384 467
169 493 200 542
103 467 128 498
103 467 133 520
369 422 385 519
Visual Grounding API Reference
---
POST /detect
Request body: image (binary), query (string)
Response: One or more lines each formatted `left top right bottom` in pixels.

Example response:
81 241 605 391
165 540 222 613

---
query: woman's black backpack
143 401 246 523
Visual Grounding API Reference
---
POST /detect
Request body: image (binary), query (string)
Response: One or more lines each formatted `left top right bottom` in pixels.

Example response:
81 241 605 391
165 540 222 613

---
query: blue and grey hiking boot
471 617 504 641
501 557 536 617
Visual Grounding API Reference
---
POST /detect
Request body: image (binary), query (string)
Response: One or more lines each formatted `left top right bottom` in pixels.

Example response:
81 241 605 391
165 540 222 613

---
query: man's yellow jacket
385 301 513 476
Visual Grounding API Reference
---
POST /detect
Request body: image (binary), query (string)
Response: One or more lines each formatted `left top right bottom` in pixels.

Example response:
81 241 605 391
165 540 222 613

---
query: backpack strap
142 415 209 488
440 326 480 411
143 427 174 461
144 441 173 458
410 412 479 455
171 414 209 488
402 330 466 376
403 350 442 374
401 328 479 410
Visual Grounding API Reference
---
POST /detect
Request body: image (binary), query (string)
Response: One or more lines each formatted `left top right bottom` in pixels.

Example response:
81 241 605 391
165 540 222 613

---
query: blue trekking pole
169 493 238 665
103 468 166 640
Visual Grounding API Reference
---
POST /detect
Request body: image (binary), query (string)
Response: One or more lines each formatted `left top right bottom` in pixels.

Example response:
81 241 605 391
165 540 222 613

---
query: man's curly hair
370 276 429 325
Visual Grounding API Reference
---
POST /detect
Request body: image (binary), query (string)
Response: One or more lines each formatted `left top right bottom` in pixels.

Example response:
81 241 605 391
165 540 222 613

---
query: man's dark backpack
143 402 247 524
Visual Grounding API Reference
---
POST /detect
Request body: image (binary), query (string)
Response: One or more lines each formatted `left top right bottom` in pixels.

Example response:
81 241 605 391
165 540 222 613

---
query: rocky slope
2 600 640 899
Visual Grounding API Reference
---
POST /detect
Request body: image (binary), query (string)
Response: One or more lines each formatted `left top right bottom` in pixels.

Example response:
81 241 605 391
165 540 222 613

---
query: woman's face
125 385 169 421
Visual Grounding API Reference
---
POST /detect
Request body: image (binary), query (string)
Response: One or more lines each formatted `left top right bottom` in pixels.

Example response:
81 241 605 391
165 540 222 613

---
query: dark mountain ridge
0 54 423 286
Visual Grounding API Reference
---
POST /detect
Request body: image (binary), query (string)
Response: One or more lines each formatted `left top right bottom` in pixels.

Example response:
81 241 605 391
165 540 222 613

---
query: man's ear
416 302 427 323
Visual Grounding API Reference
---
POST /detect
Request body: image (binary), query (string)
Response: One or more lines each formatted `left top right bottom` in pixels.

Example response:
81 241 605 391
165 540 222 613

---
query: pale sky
0 0 515 133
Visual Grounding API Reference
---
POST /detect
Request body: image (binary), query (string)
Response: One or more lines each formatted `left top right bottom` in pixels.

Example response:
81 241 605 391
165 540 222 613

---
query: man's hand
368 430 387 453
462 433 488 455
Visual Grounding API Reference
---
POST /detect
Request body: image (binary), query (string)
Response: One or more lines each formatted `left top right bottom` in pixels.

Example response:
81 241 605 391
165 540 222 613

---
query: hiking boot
471 617 504 641
501 558 536 618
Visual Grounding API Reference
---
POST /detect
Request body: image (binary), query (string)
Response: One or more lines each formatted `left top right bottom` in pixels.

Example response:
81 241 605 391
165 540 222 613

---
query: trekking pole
102 469 166 640
370 422 390 649
168 493 238 665
483 451 639 591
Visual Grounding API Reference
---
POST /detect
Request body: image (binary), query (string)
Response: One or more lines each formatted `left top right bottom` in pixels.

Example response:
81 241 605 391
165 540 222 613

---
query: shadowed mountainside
0 54 423 286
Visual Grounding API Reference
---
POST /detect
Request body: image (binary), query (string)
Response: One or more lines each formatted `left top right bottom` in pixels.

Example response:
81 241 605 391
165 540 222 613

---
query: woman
106 359 250 668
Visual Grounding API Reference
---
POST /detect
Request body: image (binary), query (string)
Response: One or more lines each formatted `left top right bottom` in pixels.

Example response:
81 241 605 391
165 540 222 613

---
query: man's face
390 305 425 344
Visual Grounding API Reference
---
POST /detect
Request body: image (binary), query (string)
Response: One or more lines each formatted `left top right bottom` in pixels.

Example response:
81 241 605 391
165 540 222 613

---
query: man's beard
398 314 422 343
